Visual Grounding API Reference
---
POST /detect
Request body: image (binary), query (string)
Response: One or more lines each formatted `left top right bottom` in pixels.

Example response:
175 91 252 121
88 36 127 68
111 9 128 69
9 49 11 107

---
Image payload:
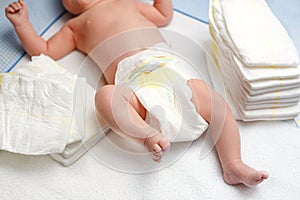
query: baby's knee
95 85 115 114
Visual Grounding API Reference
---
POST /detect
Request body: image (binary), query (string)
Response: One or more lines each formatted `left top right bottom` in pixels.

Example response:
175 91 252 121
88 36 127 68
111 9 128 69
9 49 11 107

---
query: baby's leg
95 85 170 162
187 79 268 187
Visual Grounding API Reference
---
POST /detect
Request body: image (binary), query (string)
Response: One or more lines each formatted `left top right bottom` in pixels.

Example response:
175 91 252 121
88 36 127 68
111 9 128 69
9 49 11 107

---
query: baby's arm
137 0 173 26
5 0 76 59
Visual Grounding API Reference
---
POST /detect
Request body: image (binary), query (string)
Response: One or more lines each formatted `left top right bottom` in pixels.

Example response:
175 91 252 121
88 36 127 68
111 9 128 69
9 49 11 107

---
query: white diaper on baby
0 54 81 155
115 45 208 142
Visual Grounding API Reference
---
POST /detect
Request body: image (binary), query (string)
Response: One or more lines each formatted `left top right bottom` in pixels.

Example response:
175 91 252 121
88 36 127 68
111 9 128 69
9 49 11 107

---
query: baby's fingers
8 1 23 12
5 0 29 24
5 6 15 14
18 0 26 6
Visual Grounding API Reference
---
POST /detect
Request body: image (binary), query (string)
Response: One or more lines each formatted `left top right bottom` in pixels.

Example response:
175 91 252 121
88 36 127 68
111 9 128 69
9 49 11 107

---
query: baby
5 0 268 187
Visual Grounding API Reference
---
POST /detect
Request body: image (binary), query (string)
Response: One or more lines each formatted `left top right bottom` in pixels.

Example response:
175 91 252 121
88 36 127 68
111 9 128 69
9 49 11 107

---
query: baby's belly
80 13 159 52
88 28 165 84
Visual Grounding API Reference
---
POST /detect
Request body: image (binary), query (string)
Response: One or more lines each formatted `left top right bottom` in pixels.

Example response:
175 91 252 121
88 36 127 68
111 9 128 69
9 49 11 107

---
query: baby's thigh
95 85 146 119
187 79 212 122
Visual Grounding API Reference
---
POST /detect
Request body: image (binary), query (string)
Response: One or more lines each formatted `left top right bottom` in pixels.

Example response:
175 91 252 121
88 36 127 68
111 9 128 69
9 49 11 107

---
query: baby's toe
158 139 170 151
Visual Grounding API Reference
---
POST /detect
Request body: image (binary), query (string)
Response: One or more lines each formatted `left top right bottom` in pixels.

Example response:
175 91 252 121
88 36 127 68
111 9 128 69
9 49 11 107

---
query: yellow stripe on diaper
297 119 300 127
211 40 221 68
271 90 280 119
294 115 300 128
127 55 174 82
142 55 174 66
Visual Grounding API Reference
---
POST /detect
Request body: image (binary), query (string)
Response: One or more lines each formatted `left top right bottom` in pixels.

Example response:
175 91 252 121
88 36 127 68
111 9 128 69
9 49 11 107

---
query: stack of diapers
209 0 300 121
0 54 110 166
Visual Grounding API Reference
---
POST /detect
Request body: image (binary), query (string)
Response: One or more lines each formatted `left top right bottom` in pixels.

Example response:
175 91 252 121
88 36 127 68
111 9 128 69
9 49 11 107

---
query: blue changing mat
0 0 65 72
173 0 209 24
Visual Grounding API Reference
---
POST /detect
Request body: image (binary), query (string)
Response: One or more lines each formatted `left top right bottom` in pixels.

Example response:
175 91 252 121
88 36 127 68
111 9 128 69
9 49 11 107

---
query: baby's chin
65 8 84 15
62 0 95 15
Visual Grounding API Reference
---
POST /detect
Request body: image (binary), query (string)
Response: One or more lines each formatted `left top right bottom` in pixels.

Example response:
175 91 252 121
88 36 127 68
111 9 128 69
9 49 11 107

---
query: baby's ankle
223 158 244 171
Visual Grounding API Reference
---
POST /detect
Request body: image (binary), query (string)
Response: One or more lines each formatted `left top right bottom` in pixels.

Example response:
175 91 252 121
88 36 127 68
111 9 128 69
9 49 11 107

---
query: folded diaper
0 55 83 155
115 44 208 142
50 83 111 166
214 0 299 67
50 132 104 167
232 55 300 82
213 39 300 120
238 103 300 121
244 78 300 95
209 0 300 121
50 124 110 166
50 125 110 167
209 12 300 81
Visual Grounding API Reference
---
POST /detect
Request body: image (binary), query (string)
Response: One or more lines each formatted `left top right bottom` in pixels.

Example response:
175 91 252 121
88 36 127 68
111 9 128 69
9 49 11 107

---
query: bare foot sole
144 132 170 162
223 159 269 187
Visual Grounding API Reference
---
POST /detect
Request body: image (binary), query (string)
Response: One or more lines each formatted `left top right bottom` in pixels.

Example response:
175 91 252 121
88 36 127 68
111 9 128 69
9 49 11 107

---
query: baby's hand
5 0 29 26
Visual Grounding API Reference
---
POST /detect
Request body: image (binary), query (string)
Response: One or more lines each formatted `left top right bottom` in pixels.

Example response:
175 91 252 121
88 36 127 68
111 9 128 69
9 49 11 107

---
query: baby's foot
144 132 170 162
223 159 269 187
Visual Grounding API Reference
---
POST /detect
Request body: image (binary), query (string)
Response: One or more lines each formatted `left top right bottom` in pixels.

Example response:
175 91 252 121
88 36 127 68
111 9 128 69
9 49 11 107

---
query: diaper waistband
115 44 178 85
127 55 175 81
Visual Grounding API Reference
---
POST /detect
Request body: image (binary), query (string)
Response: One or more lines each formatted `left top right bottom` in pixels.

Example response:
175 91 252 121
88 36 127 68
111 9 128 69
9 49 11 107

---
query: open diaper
0 55 85 155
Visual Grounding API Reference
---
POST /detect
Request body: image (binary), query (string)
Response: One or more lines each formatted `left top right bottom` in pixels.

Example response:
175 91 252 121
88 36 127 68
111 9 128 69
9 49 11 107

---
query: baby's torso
67 0 164 83
71 0 154 51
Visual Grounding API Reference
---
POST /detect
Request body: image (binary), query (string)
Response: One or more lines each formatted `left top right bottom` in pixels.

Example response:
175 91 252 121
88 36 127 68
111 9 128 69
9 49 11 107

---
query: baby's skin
5 0 172 83
5 0 268 187
6 0 172 167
